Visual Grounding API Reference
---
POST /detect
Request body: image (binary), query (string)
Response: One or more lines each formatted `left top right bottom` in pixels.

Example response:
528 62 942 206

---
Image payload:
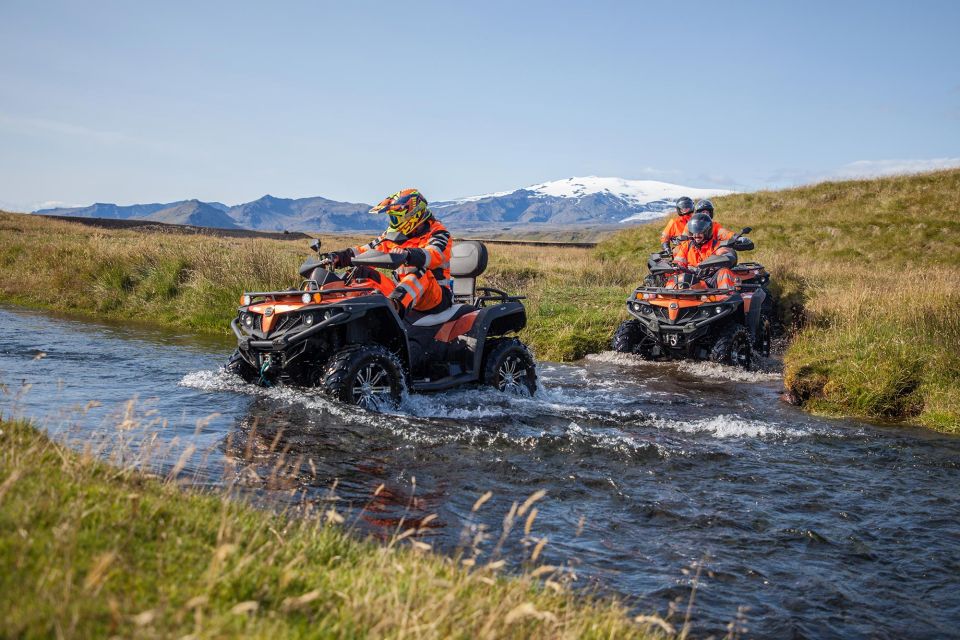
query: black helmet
694 199 715 218
676 196 694 215
686 212 713 246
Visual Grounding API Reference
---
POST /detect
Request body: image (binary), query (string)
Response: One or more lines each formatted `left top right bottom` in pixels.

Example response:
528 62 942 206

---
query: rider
660 196 695 252
672 212 739 289
326 188 453 318
687 199 734 242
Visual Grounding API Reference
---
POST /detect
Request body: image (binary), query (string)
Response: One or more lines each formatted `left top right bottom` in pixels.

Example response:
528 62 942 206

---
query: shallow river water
2 305 959 638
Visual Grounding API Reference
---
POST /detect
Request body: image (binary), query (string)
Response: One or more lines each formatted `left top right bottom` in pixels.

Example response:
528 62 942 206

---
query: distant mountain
432 177 734 229
32 177 734 233
227 195 379 232
145 200 240 229
35 200 230 221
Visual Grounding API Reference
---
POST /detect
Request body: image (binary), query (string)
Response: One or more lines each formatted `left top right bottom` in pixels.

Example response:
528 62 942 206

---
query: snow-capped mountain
433 177 734 227
32 177 734 233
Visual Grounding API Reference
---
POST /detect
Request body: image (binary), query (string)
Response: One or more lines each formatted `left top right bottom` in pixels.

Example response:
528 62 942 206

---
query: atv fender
744 287 767 338
467 301 527 375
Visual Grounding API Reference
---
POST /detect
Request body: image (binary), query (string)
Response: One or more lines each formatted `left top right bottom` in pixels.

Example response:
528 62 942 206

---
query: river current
2 305 958 638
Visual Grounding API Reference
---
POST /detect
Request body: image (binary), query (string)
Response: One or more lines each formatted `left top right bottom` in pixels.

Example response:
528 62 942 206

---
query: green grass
0 419 662 638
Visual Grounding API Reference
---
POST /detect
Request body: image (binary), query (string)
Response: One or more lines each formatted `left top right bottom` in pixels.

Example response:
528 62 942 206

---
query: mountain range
34 177 733 233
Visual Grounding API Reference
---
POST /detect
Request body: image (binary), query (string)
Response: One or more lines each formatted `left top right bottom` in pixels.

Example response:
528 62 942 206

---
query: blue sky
1 0 958 210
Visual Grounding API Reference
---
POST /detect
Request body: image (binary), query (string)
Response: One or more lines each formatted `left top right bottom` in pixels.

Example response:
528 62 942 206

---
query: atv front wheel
321 345 406 410
710 325 753 369
226 349 259 384
482 338 537 395
612 320 654 358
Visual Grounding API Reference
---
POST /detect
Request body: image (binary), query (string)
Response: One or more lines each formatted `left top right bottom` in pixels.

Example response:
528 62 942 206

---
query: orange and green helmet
369 188 431 235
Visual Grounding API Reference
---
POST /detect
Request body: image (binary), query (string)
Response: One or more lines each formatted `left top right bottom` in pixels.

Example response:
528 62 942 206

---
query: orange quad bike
612 228 773 368
226 240 537 409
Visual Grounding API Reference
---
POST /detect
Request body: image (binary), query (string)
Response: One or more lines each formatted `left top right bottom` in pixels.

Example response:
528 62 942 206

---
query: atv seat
450 240 489 304
409 303 470 327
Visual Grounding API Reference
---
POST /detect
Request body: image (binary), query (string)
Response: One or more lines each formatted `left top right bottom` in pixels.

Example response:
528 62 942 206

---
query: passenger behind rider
684 199 734 242
325 188 453 319
660 196 696 252
671 212 739 290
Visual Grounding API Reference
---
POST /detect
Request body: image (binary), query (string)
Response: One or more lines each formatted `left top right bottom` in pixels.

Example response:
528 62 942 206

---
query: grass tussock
0 419 664 639
597 168 960 431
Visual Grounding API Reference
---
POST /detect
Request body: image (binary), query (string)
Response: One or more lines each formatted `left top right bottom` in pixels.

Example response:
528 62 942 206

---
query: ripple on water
586 350 783 382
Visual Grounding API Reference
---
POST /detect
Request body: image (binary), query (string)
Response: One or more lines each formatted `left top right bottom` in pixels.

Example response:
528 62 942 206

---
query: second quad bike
226 239 538 409
612 228 773 369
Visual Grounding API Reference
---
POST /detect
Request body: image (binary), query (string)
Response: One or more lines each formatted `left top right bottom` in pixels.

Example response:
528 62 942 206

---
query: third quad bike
226 239 537 409
612 228 773 369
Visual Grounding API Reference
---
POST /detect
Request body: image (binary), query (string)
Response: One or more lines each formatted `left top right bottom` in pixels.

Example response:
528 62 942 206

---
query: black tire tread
482 337 538 394
710 324 753 369
320 344 405 406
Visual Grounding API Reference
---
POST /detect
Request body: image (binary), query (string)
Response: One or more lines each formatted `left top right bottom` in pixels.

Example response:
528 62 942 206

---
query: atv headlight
303 313 314 326
242 294 252 306
301 293 311 304
714 305 726 315
242 313 255 328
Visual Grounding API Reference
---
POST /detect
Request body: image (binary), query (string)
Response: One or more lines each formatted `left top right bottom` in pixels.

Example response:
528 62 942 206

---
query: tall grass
1 418 669 638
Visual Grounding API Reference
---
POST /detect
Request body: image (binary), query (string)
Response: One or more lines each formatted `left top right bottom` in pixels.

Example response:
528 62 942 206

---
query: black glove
403 248 427 269
328 249 353 269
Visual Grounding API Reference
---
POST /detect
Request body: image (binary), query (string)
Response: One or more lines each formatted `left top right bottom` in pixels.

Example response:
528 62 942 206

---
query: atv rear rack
473 286 526 305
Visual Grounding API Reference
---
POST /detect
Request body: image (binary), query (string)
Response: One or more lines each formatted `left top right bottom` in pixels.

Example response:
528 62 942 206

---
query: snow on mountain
433 176 735 227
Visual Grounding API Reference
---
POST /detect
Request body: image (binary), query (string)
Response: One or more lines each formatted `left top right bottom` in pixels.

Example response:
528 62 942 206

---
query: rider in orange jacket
326 189 453 318
660 196 696 252
684 199 734 242
672 212 739 289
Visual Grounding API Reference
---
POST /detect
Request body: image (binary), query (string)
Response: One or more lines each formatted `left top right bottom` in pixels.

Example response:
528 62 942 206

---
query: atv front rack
634 286 735 298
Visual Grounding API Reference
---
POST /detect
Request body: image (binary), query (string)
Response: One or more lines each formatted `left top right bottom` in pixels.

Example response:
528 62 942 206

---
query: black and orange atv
612 228 772 368
226 240 537 408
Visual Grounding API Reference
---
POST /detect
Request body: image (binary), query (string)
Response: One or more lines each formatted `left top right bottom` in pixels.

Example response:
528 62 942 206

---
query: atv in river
226 239 537 408
612 228 772 368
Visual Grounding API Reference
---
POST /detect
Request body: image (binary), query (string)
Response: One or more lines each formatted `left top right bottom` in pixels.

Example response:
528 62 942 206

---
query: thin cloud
0 112 172 152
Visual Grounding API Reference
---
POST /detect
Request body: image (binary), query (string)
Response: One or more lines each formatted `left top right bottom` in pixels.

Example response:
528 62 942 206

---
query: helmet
694 199 715 218
675 196 694 216
369 188 431 235
686 212 713 246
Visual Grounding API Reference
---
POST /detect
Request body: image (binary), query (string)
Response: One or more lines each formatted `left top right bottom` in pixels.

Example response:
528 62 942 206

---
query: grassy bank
0 212 629 361
0 419 660 638
597 169 960 432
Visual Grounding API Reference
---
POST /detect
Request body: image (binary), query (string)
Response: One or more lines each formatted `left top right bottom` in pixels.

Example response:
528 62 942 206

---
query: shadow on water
2 304 960 638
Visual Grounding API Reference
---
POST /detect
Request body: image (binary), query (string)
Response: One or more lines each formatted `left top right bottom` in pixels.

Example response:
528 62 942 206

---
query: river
1 305 958 638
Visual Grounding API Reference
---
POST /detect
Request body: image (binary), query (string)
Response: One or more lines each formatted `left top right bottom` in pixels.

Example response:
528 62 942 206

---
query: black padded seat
409 304 470 327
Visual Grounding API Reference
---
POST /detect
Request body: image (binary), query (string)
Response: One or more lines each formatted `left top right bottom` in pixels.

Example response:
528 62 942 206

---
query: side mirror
309 239 322 253
741 227 752 235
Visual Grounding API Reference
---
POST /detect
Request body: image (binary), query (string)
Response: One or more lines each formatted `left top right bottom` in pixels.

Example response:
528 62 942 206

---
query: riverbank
597 168 960 432
0 418 658 638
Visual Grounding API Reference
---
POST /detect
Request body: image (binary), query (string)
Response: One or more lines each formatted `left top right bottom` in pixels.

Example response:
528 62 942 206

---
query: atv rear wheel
710 324 753 369
612 320 654 359
482 338 537 396
226 349 259 384
321 345 405 410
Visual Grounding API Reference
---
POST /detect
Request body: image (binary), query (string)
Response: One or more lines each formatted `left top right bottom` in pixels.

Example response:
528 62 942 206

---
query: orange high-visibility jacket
660 214 692 245
673 228 733 267
681 220 734 242
353 218 453 287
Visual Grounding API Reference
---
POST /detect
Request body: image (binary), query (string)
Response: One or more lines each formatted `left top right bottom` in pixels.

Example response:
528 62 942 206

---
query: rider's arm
352 233 385 256
404 226 452 269
672 242 689 268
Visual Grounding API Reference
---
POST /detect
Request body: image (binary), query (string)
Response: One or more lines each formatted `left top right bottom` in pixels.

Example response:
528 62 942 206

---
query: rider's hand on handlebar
327 249 353 269
389 248 411 264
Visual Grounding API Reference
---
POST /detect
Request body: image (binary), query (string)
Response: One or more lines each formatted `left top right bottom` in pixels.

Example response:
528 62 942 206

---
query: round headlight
301 293 311 304
303 313 314 326
242 313 254 327
242 294 252 306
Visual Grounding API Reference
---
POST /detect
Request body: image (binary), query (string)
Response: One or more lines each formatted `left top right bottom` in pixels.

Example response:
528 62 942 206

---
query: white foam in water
587 351 782 383
650 413 807 439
